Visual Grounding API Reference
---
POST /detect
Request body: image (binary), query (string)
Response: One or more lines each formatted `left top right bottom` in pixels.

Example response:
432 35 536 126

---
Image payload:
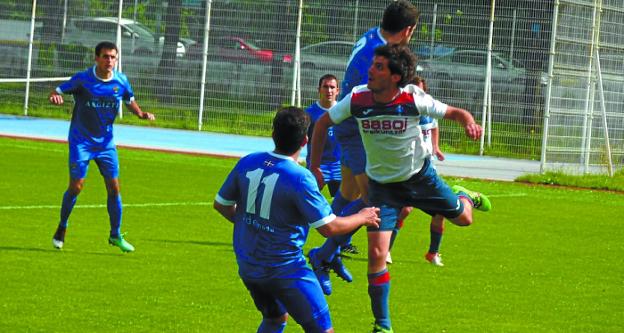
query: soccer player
49 41 155 252
308 0 420 296
305 74 341 198
387 76 447 266
310 44 491 333
213 106 380 333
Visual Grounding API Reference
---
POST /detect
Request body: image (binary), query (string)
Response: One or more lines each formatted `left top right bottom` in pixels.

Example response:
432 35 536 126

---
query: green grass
1 137 623 332
517 169 624 192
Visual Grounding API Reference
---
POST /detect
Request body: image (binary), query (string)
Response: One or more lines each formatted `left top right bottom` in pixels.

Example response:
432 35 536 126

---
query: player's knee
451 214 472 226
68 182 83 195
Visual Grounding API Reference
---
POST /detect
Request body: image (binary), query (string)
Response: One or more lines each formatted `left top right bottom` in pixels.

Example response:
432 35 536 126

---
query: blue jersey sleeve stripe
55 87 63 94
309 213 336 229
215 194 236 206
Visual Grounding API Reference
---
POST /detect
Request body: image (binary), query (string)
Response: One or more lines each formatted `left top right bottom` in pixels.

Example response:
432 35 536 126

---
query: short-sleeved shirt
328 84 448 183
56 66 135 149
334 27 387 141
305 102 341 168
215 151 336 280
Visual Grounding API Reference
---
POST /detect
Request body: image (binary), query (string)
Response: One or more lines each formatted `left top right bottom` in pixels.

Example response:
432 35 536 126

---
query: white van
64 17 193 58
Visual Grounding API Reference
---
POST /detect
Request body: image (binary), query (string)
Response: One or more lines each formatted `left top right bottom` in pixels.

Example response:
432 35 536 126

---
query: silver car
418 49 527 107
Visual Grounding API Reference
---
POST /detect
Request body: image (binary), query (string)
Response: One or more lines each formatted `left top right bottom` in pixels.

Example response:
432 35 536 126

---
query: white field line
487 193 527 198
0 202 213 210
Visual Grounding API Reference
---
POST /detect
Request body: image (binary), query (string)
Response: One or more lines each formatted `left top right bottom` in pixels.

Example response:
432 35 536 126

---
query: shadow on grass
0 246 127 257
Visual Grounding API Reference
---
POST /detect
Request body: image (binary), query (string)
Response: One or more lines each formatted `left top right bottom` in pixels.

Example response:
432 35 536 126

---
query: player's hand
311 166 325 190
359 206 380 228
140 112 155 121
434 148 445 161
464 122 482 140
49 94 64 105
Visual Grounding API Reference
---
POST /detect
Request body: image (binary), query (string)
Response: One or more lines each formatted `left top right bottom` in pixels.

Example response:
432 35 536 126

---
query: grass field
1 136 623 333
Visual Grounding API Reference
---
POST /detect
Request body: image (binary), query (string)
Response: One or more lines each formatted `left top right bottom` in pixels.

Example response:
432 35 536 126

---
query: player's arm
48 89 64 105
443 106 482 141
310 112 334 188
316 207 380 238
213 201 236 224
431 125 445 161
126 100 155 121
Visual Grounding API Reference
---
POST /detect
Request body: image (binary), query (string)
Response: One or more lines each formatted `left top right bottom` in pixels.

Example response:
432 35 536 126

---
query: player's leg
272 271 334 333
386 206 413 263
446 185 492 227
366 206 397 332
243 279 289 333
425 214 445 266
96 147 134 252
53 144 90 249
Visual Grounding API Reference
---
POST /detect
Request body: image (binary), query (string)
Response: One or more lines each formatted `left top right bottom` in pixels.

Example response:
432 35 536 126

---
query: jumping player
308 0 420 296
309 44 491 333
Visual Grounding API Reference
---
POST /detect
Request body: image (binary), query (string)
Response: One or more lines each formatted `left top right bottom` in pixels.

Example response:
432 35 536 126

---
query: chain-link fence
0 0 622 173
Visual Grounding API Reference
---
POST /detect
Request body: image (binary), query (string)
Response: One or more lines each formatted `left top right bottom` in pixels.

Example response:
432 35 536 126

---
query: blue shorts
337 136 366 175
68 143 119 180
367 158 464 231
242 266 332 332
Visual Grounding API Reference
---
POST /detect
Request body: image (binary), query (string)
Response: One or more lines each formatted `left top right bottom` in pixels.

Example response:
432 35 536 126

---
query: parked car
193 36 290 64
299 41 353 73
417 49 527 107
64 17 195 58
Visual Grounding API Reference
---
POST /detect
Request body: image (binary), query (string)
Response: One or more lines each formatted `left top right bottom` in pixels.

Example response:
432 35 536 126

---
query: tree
157 0 182 103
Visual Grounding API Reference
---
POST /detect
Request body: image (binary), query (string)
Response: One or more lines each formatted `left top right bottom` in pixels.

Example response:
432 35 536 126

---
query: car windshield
126 22 155 40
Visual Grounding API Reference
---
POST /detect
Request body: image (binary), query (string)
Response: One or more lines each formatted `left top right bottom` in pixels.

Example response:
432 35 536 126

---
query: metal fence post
198 0 213 131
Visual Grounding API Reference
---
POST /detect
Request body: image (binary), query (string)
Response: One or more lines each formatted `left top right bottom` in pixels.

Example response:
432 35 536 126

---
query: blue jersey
305 102 341 167
56 66 134 148
216 151 336 280
335 27 387 140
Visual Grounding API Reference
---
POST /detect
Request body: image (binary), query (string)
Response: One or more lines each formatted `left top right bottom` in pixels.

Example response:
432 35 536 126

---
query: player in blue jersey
387 77 447 266
308 0 420 297
49 41 155 252
214 106 380 333
305 74 341 197
310 44 491 333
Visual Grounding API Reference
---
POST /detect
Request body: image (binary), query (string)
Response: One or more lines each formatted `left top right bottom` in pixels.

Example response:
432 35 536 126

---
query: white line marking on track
0 202 213 210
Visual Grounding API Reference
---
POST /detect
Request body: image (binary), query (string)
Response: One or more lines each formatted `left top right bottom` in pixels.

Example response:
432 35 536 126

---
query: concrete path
0 114 540 181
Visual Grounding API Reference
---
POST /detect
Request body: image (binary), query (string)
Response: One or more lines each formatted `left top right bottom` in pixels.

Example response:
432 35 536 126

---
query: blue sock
368 269 391 329
330 190 349 216
316 198 368 262
257 319 286 333
428 225 444 254
59 190 78 228
107 194 122 238
388 219 404 251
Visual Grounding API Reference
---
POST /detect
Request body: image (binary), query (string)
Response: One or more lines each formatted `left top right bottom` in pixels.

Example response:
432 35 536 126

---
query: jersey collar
92 66 115 82
268 151 295 162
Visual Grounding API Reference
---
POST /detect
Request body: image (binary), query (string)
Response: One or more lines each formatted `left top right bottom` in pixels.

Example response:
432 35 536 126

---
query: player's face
367 56 399 93
318 78 338 104
95 48 118 74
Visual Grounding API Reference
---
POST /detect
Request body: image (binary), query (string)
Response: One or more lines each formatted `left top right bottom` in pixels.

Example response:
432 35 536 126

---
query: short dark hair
272 106 310 155
318 74 338 88
411 75 428 92
374 44 417 87
381 0 420 33
95 41 118 56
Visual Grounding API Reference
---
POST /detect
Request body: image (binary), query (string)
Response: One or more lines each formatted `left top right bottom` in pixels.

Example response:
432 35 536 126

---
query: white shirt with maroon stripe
328 84 448 183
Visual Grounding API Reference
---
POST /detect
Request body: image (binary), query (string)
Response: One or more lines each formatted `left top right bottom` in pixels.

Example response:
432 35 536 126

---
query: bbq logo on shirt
360 118 408 134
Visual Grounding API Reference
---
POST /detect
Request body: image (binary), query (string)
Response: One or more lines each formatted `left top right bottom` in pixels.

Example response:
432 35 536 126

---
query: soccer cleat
329 255 353 282
308 248 332 295
452 185 492 212
371 323 394 333
386 252 393 264
340 243 360 255
108 234 135 253
52 226 66 249
425 252 444 267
